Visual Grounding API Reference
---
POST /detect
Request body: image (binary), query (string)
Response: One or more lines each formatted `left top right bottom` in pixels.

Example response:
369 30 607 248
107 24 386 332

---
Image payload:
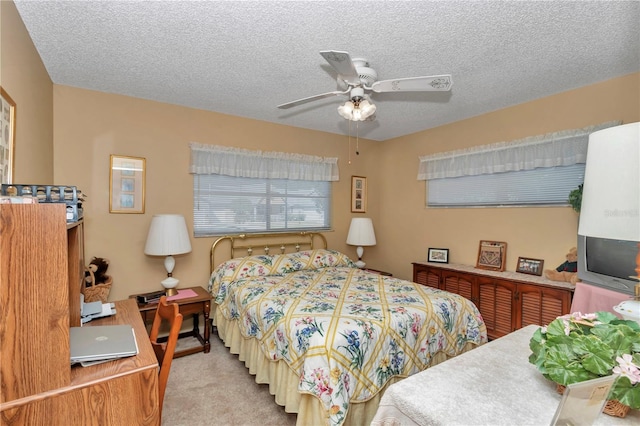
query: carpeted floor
161 330 298 426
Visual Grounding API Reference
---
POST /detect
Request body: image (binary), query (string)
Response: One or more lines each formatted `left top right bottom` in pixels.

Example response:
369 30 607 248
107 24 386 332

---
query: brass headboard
210 232 328 273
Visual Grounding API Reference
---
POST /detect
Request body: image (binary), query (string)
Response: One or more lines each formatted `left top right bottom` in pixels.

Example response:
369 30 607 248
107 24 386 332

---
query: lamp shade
346 218 377 246
144 214 192 256
578 122 640 241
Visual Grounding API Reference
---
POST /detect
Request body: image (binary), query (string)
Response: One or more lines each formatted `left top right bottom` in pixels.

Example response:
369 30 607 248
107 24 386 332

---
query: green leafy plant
568 184 583 212
529 311 640 409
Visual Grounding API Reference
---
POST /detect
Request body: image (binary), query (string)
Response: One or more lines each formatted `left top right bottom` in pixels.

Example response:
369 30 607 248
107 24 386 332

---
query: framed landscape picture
476 240 507 271
428 248 449 263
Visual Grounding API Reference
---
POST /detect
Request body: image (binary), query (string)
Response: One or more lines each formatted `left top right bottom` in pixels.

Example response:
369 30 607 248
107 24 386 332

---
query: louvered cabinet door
477 277 516 340
412 263 442 289
442 271 475 302
516 283 572 328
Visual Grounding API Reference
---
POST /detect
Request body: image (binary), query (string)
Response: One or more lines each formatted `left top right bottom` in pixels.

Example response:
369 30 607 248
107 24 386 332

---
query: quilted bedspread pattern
209 249 487 426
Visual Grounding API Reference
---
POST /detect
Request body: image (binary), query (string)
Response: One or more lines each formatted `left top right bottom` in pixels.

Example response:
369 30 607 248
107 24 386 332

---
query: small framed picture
516 257 544 276
476 240 507 271
110 155 146 214
351 176 367 213
551 375 619 426
428 248 449 264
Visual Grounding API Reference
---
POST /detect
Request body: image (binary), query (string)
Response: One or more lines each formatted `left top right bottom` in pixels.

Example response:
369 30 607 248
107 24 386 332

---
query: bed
208 232 487 426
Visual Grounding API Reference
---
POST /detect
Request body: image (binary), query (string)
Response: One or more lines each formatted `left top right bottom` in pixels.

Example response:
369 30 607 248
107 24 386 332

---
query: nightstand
363 268 392 276
130 285 212 357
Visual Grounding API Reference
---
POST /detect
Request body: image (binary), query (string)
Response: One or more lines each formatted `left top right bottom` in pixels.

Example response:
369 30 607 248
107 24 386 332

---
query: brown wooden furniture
413 261 574 340
149 296 183 420
363 267 393 276
132 286 212 357
0 203 159 424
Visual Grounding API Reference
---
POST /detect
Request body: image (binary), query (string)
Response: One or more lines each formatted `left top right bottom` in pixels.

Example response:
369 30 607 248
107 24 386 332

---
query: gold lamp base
164 288 178 297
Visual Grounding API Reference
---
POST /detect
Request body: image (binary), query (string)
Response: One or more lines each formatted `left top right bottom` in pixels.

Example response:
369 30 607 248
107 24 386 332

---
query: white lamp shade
346 218 377 246
144 214 192 256
578 122 640 241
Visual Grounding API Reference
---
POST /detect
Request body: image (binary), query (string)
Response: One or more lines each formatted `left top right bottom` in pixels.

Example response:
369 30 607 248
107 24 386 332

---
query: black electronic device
136 290 166 304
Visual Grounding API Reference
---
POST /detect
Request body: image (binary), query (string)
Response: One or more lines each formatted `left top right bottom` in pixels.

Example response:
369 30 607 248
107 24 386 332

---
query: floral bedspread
209 249 487 426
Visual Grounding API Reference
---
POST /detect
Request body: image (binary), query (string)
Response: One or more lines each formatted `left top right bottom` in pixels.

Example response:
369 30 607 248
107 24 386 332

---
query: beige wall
4 1 639 303
0 0 53 183
53 86 379 301
373 73 640 282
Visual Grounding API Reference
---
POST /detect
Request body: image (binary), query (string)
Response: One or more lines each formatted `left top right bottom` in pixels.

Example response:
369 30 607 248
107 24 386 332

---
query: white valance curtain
189 143 339 181
417 121 621 180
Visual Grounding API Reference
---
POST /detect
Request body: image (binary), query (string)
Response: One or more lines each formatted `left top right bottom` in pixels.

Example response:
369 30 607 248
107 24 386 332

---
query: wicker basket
82 267 112 303
556 383 630 418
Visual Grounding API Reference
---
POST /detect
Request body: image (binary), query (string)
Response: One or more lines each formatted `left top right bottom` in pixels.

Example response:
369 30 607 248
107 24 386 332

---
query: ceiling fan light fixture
338 99 376 121
338 101 355 120
358 99 376 119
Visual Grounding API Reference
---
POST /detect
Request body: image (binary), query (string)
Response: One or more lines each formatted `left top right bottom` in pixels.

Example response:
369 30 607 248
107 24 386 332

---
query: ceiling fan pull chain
348 120 352 165
356 121 360 156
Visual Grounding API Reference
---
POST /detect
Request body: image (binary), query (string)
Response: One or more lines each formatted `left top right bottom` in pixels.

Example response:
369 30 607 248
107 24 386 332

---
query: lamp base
355 260 366 268
161 276 179 297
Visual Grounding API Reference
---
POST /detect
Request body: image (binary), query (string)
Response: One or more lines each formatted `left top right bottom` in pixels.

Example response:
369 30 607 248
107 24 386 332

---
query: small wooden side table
363 267 393 276
130 286 212 358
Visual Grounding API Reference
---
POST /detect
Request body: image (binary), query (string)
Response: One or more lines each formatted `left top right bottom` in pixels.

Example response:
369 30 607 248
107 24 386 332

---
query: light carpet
161 330 298 426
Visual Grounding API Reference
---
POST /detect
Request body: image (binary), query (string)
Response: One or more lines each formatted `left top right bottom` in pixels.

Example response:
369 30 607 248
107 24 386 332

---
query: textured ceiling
13 1 640 141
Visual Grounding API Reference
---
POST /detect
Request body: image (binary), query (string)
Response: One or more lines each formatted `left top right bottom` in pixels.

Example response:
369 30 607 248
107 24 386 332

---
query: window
417 121 620 208
189 143 338 237
193 175 331 236
427 164 585 207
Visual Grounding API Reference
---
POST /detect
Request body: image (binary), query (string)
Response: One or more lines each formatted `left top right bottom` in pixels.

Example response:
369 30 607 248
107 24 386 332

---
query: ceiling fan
277 50 453 121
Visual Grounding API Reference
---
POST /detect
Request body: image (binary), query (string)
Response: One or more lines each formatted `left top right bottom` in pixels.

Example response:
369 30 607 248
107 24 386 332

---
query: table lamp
579 122 640 324
144 214 192 296
347 217 377 268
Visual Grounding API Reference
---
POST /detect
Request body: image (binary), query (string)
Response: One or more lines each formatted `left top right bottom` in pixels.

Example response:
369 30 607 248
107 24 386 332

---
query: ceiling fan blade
370 75 453 93
319 50 361 86
277 89 349 109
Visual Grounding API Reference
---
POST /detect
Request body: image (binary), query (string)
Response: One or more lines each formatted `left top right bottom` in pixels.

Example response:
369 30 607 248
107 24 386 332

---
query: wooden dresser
0 204 159 425
413 261 574 340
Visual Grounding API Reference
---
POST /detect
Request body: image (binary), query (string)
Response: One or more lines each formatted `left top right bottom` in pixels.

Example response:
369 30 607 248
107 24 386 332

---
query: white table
371 325 640 425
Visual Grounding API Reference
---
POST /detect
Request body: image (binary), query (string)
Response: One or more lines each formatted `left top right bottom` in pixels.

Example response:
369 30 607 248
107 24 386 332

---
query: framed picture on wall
351 176 367 213
476 240 507 271
0 87 16 185
110 155 146 214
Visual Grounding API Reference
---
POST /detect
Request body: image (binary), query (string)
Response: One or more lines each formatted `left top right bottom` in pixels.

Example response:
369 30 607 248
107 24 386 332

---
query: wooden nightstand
363 268 392 276
130 286 212 357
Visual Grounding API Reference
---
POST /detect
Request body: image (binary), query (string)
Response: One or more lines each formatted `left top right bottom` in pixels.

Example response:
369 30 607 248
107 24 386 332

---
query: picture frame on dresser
109 155 146 214
0 87 16 185
428 248 449 263
516 257 544 276
476 240 507 271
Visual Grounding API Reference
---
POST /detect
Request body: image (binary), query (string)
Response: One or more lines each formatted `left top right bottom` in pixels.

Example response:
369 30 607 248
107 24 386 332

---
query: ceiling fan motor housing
337 58 378 89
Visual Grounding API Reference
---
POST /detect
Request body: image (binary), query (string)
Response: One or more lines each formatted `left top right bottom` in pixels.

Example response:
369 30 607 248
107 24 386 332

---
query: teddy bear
544 247 579 284
85 257 110 287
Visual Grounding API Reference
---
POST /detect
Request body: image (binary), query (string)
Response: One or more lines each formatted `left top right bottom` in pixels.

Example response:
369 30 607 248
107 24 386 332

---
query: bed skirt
213 308 479 426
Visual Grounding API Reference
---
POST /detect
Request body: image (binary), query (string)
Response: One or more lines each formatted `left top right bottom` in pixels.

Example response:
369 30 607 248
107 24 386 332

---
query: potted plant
529 311 640 417
568 184 583 212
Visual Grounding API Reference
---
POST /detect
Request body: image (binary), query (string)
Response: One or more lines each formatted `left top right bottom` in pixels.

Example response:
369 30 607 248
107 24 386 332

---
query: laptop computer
70 324 139 366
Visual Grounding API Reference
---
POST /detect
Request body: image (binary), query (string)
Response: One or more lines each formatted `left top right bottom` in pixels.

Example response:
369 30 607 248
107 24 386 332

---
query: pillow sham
215 249 355 279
